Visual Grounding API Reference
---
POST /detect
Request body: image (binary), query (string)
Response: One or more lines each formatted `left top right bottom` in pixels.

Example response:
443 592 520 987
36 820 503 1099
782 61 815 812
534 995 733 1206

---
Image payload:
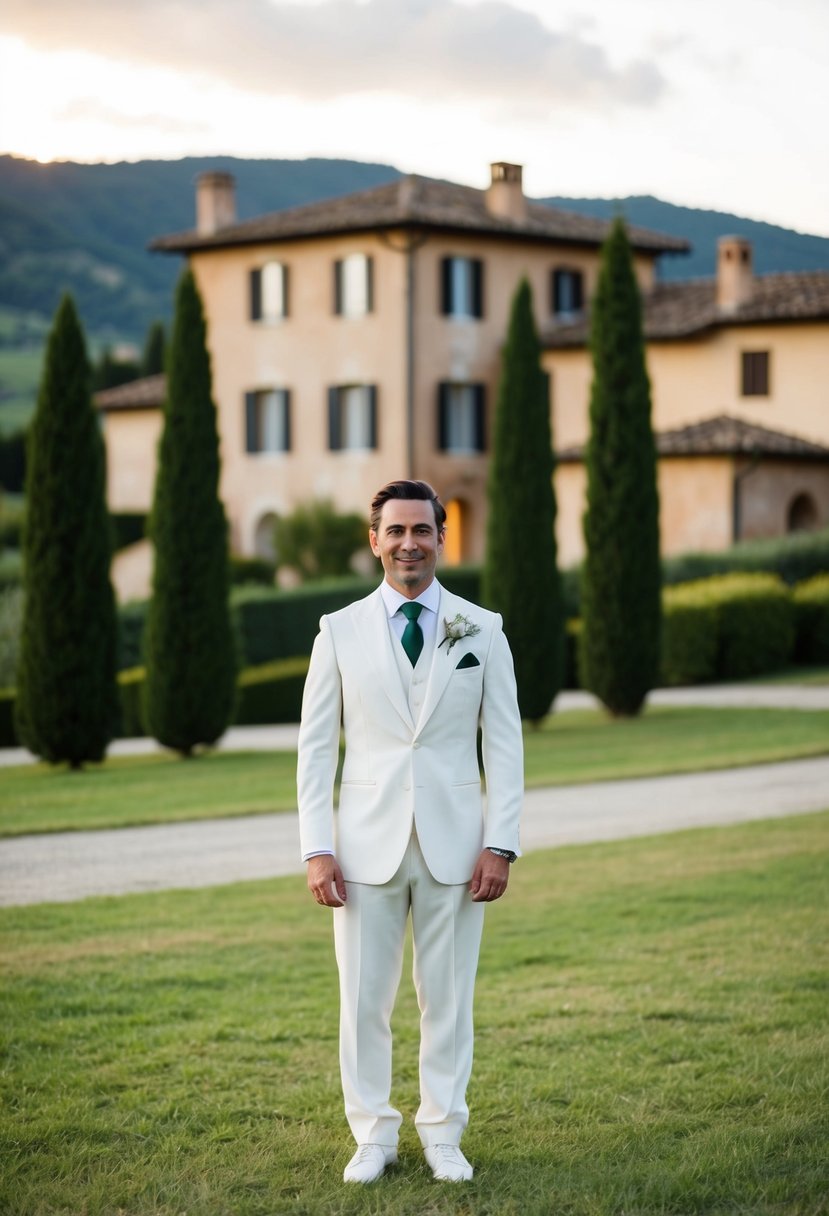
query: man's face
369 498 445 599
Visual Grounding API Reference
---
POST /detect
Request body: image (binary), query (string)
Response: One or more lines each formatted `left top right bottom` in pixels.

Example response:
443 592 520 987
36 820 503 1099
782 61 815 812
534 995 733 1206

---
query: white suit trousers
332 829 485 1147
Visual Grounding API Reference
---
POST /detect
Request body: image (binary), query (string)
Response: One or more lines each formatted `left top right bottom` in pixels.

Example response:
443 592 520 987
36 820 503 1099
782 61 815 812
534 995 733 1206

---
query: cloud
2 0 666 109
58 98 210 134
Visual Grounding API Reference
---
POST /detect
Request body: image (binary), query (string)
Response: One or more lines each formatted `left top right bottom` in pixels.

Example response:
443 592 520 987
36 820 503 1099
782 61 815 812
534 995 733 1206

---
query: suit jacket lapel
415 587 466 736
353 588 415 732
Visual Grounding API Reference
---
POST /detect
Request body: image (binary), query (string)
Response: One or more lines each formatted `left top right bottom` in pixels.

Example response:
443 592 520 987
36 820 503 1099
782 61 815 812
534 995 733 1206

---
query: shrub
117 667 146 738
792 574 829 663
712 574 794 678
564 618 582 690
0 585 24 687
665 573 794 681
0 685 15 748
233 577 377 666
234 657 311 725
110 512 147 552
229 555 276 587
275 499 367 582
117 600 148 670
660 585 719 686
663 527 829 589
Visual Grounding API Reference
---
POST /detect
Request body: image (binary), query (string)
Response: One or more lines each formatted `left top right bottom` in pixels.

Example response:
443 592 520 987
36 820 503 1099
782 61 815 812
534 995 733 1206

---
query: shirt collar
380 577 441 619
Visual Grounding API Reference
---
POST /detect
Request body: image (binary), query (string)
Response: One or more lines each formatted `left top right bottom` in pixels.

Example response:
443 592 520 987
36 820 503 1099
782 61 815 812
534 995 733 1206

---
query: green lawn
1 811 826 1215
2 706 828 838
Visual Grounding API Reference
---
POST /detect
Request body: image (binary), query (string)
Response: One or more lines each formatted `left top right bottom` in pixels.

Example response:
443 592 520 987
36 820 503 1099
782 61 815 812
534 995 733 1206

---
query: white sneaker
343 1143 397 1183
424 1143 474 1181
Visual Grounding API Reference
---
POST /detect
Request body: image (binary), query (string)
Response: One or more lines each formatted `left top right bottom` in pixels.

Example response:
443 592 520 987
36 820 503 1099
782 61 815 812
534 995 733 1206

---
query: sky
1 0 827 236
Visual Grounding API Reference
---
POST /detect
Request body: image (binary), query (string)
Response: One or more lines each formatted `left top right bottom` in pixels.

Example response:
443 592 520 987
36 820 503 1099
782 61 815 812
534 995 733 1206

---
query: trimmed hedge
229 555 276 587
660 573 795 683
0 685 14 748
0 656 313 748
662 527 829 590
793 574 829 663
235 657 310 725
660 586 719 686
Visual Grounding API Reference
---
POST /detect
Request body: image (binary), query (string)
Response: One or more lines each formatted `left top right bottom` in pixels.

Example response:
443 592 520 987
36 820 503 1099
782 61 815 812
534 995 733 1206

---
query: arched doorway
253 511 279 559
787 493 818 533
444 498 467 565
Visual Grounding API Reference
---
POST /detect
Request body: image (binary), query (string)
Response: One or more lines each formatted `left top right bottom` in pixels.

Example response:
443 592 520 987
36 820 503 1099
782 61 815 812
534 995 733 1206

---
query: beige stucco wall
186 229 654 561
544 320 829 451
191 232 409 554
658 457 734 555
102 409 162 512
646 323 829 444
555 457 734 566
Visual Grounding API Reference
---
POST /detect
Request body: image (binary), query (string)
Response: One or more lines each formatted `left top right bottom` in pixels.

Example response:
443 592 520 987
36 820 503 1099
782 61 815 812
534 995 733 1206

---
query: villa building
97 163 829 596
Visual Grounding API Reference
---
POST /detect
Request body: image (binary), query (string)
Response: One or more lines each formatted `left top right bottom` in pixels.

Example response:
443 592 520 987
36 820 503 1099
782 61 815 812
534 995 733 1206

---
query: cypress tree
16 294 118 767
581 218 661 716
143 269 236 755
484 277 563 723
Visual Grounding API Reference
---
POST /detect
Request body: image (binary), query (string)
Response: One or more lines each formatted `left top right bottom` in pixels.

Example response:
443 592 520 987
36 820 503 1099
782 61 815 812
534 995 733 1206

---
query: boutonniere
438 613 481 654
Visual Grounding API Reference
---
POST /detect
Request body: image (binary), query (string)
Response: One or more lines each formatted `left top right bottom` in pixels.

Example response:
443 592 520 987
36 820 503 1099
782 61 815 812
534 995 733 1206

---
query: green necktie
400 602 424 667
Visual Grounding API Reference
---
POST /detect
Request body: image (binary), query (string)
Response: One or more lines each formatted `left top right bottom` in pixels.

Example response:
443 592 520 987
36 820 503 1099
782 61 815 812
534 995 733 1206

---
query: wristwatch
487 847 517 863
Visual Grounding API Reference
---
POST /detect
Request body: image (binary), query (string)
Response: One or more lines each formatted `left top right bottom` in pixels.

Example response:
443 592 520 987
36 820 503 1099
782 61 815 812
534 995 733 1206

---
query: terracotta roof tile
95 374 165 412
558 414 829 461
544 270 829 348
150 174 689 256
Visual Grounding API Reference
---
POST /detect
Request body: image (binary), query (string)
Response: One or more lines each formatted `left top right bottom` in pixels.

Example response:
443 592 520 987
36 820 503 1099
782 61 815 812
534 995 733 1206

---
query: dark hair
370 480 447 533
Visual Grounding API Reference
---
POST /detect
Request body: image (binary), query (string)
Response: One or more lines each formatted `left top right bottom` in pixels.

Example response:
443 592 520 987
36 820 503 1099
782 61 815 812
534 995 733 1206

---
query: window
250 261 289 321
328 385 378 450
334 254 373 317
244 389 291 453
551 268 584 318
437 383 486 453
440 257 484 318
741 351 770 396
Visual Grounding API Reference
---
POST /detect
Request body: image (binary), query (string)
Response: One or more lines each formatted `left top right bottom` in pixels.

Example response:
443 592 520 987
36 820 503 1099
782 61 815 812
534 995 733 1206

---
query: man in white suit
297 479 523 1184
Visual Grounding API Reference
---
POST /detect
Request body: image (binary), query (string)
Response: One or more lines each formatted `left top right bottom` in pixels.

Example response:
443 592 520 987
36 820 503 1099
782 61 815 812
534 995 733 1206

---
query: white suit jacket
297 582 524 885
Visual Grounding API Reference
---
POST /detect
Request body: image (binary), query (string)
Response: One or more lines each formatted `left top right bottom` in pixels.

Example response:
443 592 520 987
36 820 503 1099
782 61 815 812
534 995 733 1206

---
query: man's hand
469 849 510 902
307 854 347 907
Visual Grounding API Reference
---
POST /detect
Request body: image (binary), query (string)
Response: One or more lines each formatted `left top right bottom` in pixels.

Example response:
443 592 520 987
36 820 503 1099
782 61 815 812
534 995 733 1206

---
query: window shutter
473 384 486 451
572 271 584 312
472 259 484 318
552 269 562 314
250 269 262 321
282 265 290 318
366 256 374 313
334 260 343 315
440 257 453 315
368 385 378 449
328 387 341 449
244 391 259 452
437 382 449 450
283 389 292 452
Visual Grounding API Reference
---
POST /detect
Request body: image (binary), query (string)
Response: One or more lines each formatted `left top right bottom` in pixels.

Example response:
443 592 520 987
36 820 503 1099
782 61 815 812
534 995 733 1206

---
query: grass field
2 706 829 838
1 811 827 1215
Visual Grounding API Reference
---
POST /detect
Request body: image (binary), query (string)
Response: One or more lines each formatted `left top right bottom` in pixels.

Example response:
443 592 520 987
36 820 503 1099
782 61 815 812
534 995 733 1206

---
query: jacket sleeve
296 617 343 859
480 615 524 856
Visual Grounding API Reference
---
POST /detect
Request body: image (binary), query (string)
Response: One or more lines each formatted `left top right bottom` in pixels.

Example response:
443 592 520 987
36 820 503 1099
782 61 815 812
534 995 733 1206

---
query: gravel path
2 755 827 907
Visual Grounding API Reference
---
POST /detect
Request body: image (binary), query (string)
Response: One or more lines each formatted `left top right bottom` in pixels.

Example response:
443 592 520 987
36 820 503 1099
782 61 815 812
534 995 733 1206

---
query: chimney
716 236 753 312
196 171 236 236
485 162 527 222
